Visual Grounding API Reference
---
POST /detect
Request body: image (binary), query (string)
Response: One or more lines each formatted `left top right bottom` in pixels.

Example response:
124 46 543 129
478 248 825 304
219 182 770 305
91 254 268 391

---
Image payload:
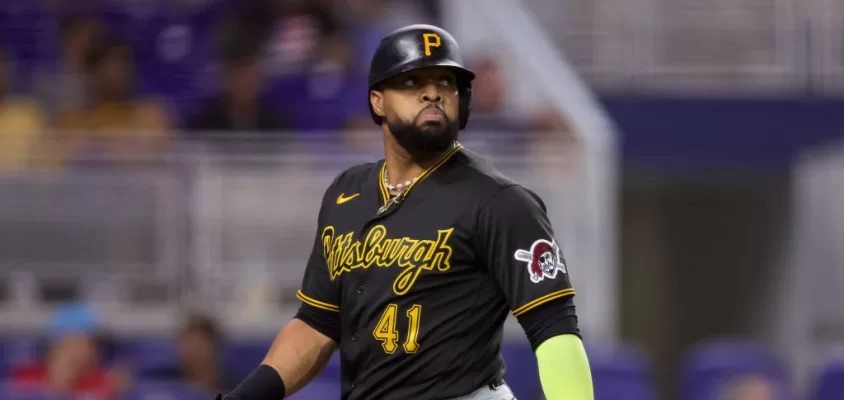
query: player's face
373 67 461 161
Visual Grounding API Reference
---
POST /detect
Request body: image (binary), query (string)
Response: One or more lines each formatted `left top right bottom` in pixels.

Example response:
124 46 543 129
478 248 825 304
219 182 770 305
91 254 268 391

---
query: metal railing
518 0 844 94
0 129 615 338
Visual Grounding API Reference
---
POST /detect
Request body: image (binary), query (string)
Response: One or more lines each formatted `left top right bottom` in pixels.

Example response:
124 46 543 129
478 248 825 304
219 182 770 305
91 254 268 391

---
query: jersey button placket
353 287 362 342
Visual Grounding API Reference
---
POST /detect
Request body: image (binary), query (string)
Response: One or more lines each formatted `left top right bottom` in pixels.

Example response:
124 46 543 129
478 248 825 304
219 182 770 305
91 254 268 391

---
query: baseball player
218 24 594 400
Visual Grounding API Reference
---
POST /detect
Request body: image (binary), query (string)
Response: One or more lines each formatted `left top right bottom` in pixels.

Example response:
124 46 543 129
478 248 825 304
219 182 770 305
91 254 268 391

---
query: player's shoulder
452 148 546 210
452 147 517 188
319 161 379 200
333 162 380 185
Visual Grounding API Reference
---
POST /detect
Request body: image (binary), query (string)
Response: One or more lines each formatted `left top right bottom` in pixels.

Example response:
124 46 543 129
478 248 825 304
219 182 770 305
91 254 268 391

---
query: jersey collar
377 142 464 206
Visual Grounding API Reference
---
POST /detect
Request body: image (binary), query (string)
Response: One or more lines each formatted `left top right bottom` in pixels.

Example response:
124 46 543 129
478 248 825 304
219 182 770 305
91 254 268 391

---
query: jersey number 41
373 304 422 354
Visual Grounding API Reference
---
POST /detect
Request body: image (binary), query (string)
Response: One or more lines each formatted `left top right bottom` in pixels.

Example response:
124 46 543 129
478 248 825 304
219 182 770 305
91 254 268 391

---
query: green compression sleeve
535 334 594 400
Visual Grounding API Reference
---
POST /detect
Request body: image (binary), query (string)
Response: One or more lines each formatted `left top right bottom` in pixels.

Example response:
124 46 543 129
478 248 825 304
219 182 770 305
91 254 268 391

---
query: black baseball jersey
296 143 576 400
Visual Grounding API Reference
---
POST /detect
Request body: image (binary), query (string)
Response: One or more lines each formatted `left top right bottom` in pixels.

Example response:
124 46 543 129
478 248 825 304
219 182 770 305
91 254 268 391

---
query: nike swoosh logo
336 193 360 204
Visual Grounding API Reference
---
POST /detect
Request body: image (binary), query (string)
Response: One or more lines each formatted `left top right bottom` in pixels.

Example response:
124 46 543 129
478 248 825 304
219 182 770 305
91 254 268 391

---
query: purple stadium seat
119 338 179 377
288 363 341 400
222 339 274 382
0 338 41 377
123 381 211 400
587 343 657 400
223 340 342 383
0 1 56 88
288 376 341 400
679 340 790 400
0 383 70 400
811 356 844 400
100 0 223 122
267 72 369 132
498 342 542 400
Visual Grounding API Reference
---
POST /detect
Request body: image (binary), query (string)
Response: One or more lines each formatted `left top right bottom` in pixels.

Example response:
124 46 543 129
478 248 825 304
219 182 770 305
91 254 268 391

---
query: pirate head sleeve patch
514 239 568 284
476 186 576 317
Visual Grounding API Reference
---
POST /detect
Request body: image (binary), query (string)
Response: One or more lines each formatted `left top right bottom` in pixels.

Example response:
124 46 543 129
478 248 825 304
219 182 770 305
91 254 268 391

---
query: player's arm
222 187 342 400
264 318 337 393
223 268 340 400
476 185 594 400
222 318 336 400
536 334 594 400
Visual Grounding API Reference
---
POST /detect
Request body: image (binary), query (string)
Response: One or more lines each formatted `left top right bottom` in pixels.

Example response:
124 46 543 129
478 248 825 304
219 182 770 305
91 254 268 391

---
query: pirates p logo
422 33 441 56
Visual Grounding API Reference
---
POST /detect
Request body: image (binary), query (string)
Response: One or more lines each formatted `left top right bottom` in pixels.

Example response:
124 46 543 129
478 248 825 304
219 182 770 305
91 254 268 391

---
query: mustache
420 104 444 113
416 105 446 120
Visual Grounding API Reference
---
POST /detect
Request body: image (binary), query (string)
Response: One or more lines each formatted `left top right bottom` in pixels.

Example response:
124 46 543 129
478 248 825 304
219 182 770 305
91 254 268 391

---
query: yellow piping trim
297 290 340 312
403 143 463 195
512 288 576 317
378 163 390 204
378 142 463 206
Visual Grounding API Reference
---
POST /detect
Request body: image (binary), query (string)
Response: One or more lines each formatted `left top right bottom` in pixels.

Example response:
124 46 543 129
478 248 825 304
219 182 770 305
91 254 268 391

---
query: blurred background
0 0 842 399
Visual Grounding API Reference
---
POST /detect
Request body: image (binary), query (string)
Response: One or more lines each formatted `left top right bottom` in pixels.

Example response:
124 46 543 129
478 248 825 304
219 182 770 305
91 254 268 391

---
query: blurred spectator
221 0 339 78
457 53 580 166
270 32 370 133
34 14 103 121
54 37 171 165
147 314 236 394
466 54 565 132
718 374 778 400
185 48 288 134
266 0 339 77
6 303 118 399
339 0 434 77
0 47 48 172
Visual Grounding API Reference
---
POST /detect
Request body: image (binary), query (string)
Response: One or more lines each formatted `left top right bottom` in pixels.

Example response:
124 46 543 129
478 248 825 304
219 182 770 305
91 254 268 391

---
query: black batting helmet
368 24 475 129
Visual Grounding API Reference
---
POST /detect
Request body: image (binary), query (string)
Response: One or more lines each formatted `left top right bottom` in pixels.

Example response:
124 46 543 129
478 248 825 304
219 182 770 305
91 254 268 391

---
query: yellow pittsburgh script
322 225 454 295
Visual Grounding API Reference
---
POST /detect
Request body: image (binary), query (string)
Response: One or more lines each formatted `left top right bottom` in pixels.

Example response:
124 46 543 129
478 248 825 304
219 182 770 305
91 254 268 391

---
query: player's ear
370 89 386 118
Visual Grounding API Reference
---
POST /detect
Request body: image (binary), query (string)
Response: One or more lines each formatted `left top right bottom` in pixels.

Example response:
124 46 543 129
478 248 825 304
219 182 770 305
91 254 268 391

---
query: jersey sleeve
476 185 576 317
297 224 340 313
297 181 341 314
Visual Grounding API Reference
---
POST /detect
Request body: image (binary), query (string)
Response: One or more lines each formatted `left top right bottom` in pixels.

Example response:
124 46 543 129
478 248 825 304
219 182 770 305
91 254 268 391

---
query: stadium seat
678 340 789 400
267 73 369 132
588 343 658 400
288 377 341 400
0 0 56 87
119 338 179 378
499 341 542 400
222 339 274 382
0 382 69 400
0 337 41 376
123 381 211 400
288 364 341 399
810 356 844 400
99 0 223 123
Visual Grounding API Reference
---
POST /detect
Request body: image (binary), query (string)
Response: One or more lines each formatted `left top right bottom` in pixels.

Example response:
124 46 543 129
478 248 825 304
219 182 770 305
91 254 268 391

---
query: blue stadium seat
222 339 274 382
0 1 56 89
123 381 211 400
267 73 369 132
0 337 41 376
100 0 222 122
0 383 69 400
678 340 789 400
811 356 844 400
288 364 341 399
587 343 657 400
288 377 341 400
119 338 179 377
499 341 542 400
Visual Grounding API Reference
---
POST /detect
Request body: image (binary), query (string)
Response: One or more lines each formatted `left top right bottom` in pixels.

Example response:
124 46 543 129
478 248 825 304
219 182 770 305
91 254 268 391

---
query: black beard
387 111 459 163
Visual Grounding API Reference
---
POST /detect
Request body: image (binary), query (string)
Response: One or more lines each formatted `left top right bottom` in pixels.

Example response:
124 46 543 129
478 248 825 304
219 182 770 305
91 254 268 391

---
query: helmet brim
368 59 475 90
